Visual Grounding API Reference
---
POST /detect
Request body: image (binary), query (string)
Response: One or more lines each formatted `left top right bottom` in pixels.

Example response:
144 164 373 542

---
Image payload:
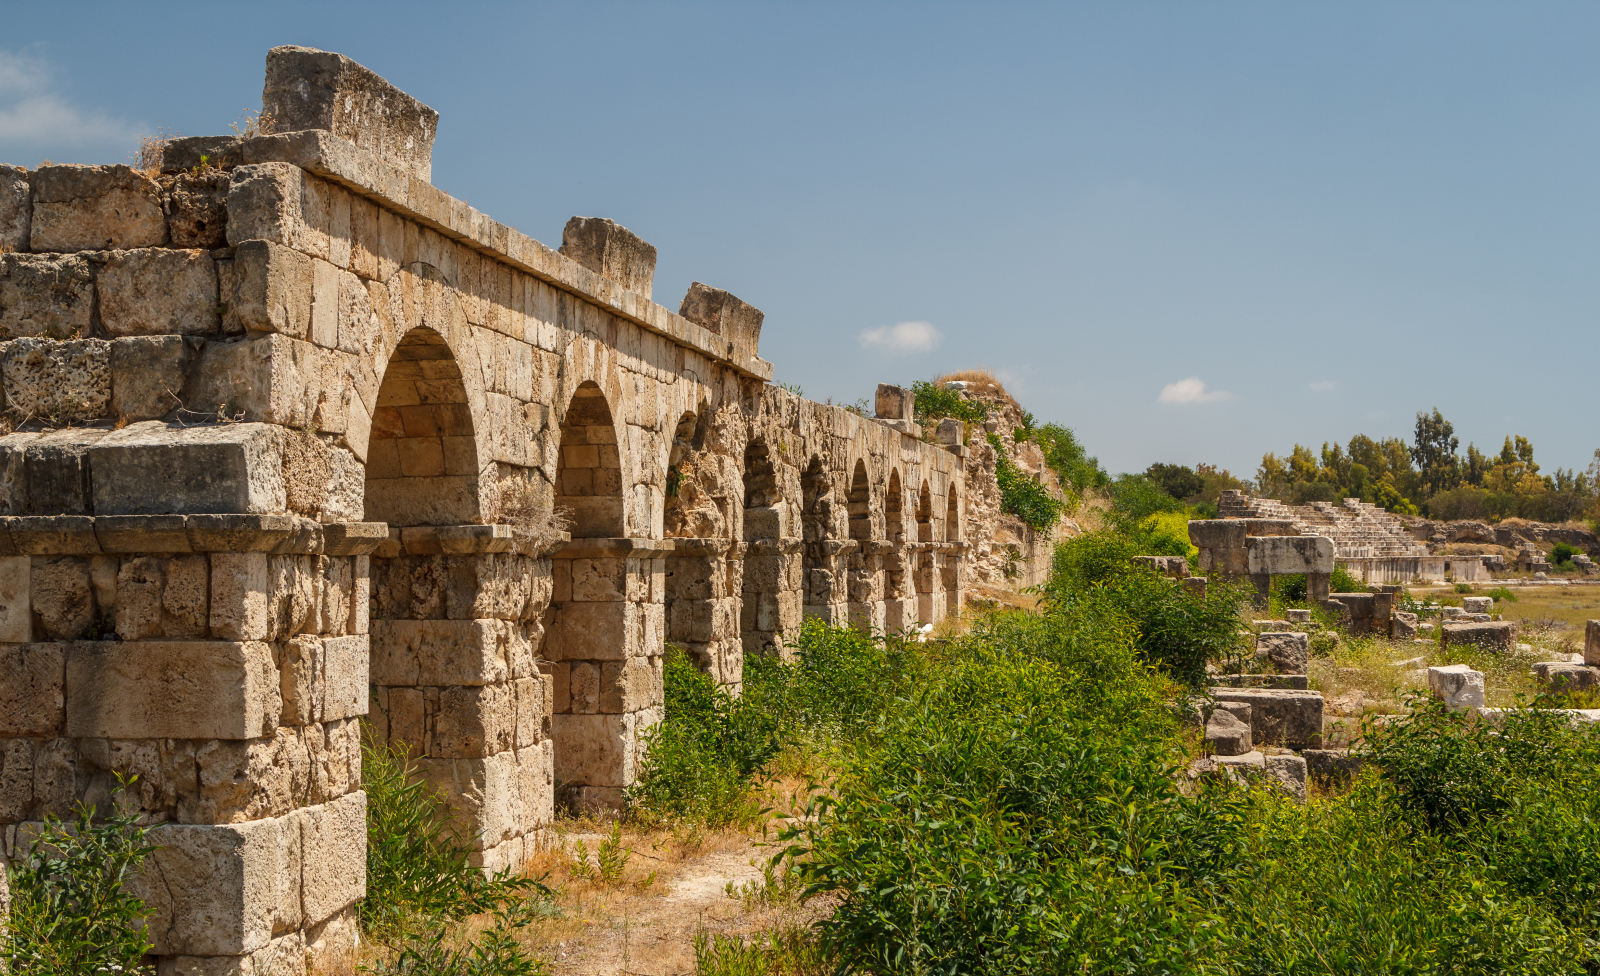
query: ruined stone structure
0 47 980 969
1216 491 1489 583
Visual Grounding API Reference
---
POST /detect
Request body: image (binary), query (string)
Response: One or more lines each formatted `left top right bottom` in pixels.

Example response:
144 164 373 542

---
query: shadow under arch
556 380 624 537
365 326 482 527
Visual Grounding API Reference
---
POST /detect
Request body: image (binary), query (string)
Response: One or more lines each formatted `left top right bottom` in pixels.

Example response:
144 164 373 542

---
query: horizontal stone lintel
555 537 676 559
0 514 387 555
374 525 571 558
235 129 774 382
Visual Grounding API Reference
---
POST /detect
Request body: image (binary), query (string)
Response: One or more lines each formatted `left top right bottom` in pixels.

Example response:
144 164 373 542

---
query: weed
725 856 803 910
595 822 633 886
230 108 275 140
1455 581 1476 594
130 128 177 175
1487 585 1519 603
3 777 155 974
775 381 803 397
911 379 988 424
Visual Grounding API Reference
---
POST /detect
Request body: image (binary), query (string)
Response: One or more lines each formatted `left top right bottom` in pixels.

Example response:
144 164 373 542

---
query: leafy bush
986 433 1063 532
363 733 549 931
1551 542 1581 570
1274 564 1367 602
1033 423 1107 493
1487 585 1518 603
628 650 779 827
1105 473 1186 529
4 792 155 974
910 380 987 424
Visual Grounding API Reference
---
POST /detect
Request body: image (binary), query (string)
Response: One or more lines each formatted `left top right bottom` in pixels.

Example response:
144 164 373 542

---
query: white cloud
1309 380 1337 392
1157 377 1233 405
858 320 941 354
0 48 142 147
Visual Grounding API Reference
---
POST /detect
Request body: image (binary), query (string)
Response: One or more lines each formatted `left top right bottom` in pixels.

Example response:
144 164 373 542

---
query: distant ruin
0 46 1057 970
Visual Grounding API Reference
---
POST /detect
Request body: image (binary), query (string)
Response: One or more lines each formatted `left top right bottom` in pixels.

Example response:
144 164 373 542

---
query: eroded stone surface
29 165 166 252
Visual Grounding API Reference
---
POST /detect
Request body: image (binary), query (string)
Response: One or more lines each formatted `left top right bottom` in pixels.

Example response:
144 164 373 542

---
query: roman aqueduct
0 47 1005 967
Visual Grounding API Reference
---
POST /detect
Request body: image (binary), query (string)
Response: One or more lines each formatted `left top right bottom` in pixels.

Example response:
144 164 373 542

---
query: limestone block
65 640 281 739
1393 611 1418 640
33 555 96 639
1188 520 1247 550
600 658 660 713
133 812 301 955
0 554 29 642
300 790 367 926
0 165 29 250
1246 535 1335 576
516 741 554 828
0 254 94 340
570 557 625 601
552 712 634 788
1257 631 1309 674
0 428 104 516
186 727 308 825
370 618 528 686
98 248 219 337
419 750 521 847
226 163 302 250
1428 664 1485 711
109 335 192 420
226 240 313 338
560 217 656 298
679 281 763 347
306 717 362 808
1441 621 1515 652
161 168 231 249
189 333 367 436
1209 689 1324 750
873 383 913 421
513 675 547 749
211 552 271 640
1303 748 1364 787
160 932 308 976
335 267 376 356
1205 709 1251 756
1531 662 1599 692
279 634 321 726
1461 596 1492 615
1589 620 1600 667
262 46 440 180
569 661 600 713
433 682 518 758
547 600 639 661
0 642 64 736
28 164 165 251
2 338 110 422
88 421 286 516
1264 754 1308 803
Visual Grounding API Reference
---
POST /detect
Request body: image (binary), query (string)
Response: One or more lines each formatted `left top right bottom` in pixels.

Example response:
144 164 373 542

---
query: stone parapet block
0 514 379 555
28 164 166 252
227 130 773 381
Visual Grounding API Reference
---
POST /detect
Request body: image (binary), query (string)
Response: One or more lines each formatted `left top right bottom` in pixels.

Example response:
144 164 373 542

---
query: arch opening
847 460 871 542
801 456 834 618
556 381 624 538
886 469 904 543
945 489 961 542
916 482 933 543
742 438 781 540
365 327 481 527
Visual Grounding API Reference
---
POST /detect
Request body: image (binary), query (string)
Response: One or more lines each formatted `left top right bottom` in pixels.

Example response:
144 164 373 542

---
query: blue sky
3 2 1595 478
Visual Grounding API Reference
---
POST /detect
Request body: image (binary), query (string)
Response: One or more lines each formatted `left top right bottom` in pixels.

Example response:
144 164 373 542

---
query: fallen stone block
1205 709 1252 756
1587 620 1600 667
1264 754 1308 803
1428 664 1485 711
1393 610 1418 639
1258 631 1309 673
1531 662 1599 693
1442 621 1515 652
1210 688 1324 749
1462 596 1493 615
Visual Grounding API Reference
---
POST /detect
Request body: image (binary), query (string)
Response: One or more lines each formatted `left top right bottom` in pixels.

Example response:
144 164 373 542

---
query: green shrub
362 732 548 931
1274 564 1366 602
1487 586 1518 603
1034 423 1108 493
628 650 779 827
1551 543 1581 570
1105 473 1186 529
986 433 1063 532
910 380 988 424
4 791 155 974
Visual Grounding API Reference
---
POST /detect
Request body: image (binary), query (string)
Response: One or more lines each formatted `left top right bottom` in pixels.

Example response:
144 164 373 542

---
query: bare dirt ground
526 816 824 976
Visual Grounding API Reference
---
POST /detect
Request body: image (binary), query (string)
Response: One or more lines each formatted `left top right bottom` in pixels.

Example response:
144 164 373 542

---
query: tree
1411 408 1461 498
1145 463 1205 501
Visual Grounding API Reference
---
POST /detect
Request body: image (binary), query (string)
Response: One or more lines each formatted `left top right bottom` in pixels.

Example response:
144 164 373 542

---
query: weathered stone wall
0 45 995 971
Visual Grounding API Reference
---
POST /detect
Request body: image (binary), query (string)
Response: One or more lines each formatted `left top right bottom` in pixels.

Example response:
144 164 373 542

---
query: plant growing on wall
988 433 1063 532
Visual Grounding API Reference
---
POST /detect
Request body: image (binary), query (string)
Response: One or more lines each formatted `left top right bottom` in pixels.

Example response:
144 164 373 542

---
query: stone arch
556 380 624 538
945 487 961 542
800 455 836 619
364 326 482 526
847 459 872 542
886 469 904 543
916 481 933 543
742 438 781 540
